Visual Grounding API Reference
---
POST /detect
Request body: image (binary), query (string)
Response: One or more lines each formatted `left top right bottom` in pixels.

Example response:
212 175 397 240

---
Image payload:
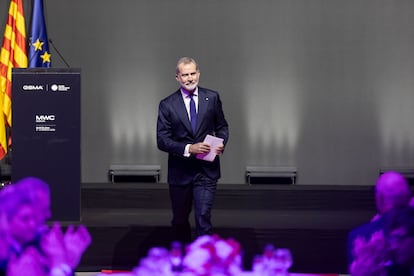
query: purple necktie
189 94 197 132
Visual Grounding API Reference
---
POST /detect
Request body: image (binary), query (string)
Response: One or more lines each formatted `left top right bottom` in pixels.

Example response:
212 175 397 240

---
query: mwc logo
35 115 56 123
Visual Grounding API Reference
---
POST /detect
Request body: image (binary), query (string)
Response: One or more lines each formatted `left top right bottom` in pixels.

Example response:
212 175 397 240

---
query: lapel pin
205 97 209 101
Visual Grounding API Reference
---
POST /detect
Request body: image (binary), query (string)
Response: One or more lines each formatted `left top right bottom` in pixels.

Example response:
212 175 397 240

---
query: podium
11 68 81 221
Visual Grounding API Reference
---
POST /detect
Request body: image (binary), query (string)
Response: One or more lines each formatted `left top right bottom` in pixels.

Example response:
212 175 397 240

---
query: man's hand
40 222 68 269
63 224 92 269
189 142 211 154
215 143 225 155
7 247 47 276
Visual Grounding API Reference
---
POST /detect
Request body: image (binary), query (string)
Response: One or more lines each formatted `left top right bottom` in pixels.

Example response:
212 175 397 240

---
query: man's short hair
375 171 411 213
0 184 33 220
176 57 198 74
15 177 50 195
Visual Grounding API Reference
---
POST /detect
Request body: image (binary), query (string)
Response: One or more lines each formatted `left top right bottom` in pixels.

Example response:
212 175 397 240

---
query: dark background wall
1 0 414 185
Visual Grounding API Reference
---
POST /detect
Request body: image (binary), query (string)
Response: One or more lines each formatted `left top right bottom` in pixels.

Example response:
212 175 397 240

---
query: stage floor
75 183 376 274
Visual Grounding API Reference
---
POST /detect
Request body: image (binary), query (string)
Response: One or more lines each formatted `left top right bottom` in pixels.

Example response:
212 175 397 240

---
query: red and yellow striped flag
0 0 28 159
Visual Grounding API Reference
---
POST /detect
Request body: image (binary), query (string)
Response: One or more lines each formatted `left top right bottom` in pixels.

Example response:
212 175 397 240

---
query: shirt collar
180 87 198 98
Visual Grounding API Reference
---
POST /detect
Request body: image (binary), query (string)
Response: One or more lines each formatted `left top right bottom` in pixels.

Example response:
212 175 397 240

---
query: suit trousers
169 173 217 243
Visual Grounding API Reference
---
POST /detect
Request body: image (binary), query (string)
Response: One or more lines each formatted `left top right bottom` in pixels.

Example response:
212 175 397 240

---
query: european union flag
29 0 51 67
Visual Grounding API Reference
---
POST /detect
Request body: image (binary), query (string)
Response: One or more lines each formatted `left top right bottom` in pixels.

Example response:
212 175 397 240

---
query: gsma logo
35 115 56 123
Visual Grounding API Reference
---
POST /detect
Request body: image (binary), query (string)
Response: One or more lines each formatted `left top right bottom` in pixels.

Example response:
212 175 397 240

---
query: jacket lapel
173 90 193 134
196 88 209 133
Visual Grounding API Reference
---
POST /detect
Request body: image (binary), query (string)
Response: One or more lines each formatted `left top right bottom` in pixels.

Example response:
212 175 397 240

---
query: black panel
12 68 81 221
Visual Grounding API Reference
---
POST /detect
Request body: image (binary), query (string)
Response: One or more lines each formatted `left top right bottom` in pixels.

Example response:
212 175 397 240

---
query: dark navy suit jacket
157 87 229 185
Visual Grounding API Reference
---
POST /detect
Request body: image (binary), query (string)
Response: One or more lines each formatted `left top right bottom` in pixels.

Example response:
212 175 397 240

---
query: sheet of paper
196 134 224 162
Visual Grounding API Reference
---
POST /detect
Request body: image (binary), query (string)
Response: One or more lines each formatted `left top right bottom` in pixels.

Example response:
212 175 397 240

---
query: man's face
388 227 414 266
8 204 37 245
176 62 200 92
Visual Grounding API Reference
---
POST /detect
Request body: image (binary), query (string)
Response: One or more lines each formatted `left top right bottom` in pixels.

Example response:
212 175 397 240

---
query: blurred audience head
1 177 91 275
15 177 51 227
0 184 37 246
385 206 414 268
375 172 411 215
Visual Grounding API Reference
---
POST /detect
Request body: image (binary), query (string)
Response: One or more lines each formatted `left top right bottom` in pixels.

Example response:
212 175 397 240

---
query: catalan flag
29 0 51 68
0 0 28 160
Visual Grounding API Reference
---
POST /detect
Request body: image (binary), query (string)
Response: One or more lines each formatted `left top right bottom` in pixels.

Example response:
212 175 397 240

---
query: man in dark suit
157 57 229 243
347 171 411 267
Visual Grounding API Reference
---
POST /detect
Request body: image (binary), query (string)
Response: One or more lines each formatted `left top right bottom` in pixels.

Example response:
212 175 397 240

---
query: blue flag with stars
29 0 51 67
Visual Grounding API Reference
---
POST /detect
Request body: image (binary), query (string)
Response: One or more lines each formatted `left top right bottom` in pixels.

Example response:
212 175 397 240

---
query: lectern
11 68 81 221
